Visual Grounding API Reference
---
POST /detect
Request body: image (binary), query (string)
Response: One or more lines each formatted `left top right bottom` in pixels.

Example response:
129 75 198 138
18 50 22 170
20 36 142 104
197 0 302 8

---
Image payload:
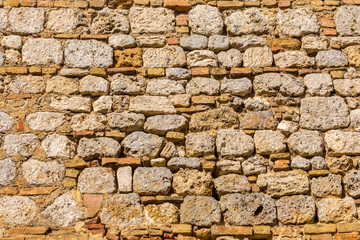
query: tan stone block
166 131 185 142
19 187 57 195
253 225 271 238
334 233 360 240
29 66 42 75
115 48 142 68
337 222 360 233
63 178 77 187
65 169 79 178
172 224 192 235
65 157 87 168
164 0 191 11
176 26 190 33
9 227 49 235
304 224 336 234
147 68 165 77
192 95 215 105
268 38 301 50
211 225 253 237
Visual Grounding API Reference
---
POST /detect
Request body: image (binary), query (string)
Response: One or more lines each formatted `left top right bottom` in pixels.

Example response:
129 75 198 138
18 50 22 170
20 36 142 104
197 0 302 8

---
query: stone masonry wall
0 0 360 239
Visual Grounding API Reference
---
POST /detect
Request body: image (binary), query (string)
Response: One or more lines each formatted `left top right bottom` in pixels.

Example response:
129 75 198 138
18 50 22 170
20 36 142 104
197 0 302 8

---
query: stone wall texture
0 0 360 239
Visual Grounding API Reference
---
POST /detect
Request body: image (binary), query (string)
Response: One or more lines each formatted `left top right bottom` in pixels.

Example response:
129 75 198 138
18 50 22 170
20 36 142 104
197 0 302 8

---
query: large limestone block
78 167 116 194
144 203 179 224
185 132 215 157
299 97 350 130
167 157 201 171
311 174 342 198
188 5 223 36
220 78 252 96
77 137 121 160
100 193 144 228
129 96 176 115
71 113 106 132
288 131 324 157
344 170 360 198
8 8 44 34
47 9 78 33
254 130 286 155
180 35 208 50
121 131 164 158
276 195 316 224
133 167 172 195
0 196 38 226
173 169 213 196
324 130 360 156
333 78 360 97
0 158 16 186
274 51 314 68
243 47 273 68
42 134 76 159
257 170 310 197
79 75 109 96
4 133 40 157
7 75 45 94
217 49 242 67
335 6 360 36
187 50 217 68
22 38 63 65
186 77 220 95
26 112 66 132
216 129 254 157
110 74 146 95
22 159 65 186
46 76 79 95
144 115 188 135
316 50 349 68
146 80 185 96
90 8 129 34
303 73 333 96
242 155 268 176
220 193 276 225
316 197 357 223
143 46 186 68
107 112 145 133
180 196 221 227
214 174 251 196
0 112 13 133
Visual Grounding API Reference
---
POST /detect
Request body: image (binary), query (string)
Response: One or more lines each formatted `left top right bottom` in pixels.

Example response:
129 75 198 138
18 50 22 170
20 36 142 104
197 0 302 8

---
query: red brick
273 160 290 171
164 0 191 11
9 227 49 235
263 67 279 72
106 232 120 240
334 233 360 240
83 194 103 218
19 187 57 195
90 228 106 234
17 120 24 132
102 157 142 167
168 37 180 45
191 67 210 77
324 28 337 36
230 67 251 77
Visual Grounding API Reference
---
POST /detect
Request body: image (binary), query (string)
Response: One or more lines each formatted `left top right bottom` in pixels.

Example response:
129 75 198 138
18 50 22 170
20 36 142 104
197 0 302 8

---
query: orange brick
211 67 227 77
3 0 19 6
192 95 215 105
106 232 120 240
251 183 260 192
319 15 335 28
90 67 107 77
29 66 42 75
299 68 316 76
245 0 260 6
263 67 279 72
0 187 18 195
279 68 298 74
273 160 290 171
53 0 71 7
164 0 191 11
21 0 36 6
89 0 106 8
9 227 49 235
310 234 333 240
324 28 337 36
17 120 24 132
19 187 57 195
38 0 53 7
230 67 251 77
191 67 210 77
176 14 188 26
217 1 244 9
334 233 360 240
211 225 252 237
42 67 57 75
141 196 156 204
83 194 103 218
168 37 180 45
102 157 142 167
54 33 79 39
324 0 340 5
6 67 27 75
72 0 88 8
278 0 291 7
134 0 150 5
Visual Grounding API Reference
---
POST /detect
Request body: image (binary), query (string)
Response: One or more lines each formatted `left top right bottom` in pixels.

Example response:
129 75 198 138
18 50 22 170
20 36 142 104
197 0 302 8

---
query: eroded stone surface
129 96 176 115
316 197 357 223
254 130 286 155
77 137 121 160
325 130 360 156
335 6 360 36
0 196 38 226
214 174 251 196
9 8 44 34
144 115 188 135
144 203 179 224
189 108 239 131
216 129 254 157
122 131 164 158
146 80 185 96
186 77 220 95
304 73 333 96
243 47 273 68
107 112 145 133
288 131 324 157
185 132 215 157
188 5 223 36
133 167 172 195
4 134 40 157
143 46 186 68
42 134 76 159
110 74 146 95
0 112 13 133
276 195 316 224
26 112 65 132
22 38 63 65
78 167 116 194
311 174 342 198
0 158 16 186
22 159 65 186
91 8 129 34
173 169 213 196
344 170 360 198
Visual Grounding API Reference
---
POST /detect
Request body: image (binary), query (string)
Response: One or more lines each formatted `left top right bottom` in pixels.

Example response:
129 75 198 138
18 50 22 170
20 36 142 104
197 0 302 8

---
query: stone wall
0 0 360 239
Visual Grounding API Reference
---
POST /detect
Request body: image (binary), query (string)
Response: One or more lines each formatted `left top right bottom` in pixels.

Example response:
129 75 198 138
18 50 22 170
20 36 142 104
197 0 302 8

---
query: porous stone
144 115 188 135
351 109 360 131
108 34 136 49
129 96 176 115
115 48 142 67
64 40 113 68
291 156 310 170
229 35 267 51
214 174 250 196
77 137 121 160
180 196 221 227
216 129 254 157
185 132 215 157
335 6 360 36
0 158 16 186
122 131 164 158
42 193 84 227
107 112 145 132
288 131 324 157
244 97 271 111
136 35 166 48
110 73 146 95
311 156 327 170
333 78 360 97
208 35 229 52
173 169 213 196
302 36 328 53
180 35 208 50
189 108 239 131
0 112 13 133
217 49 242 68
91 8 129 34
46 76 79 95
274 51 314 68
22 159 64 185
257 170 310 197
93 96 113 113
0 196 38 226
220 193 276 225
100 193 143 228
343 170 360 198
277 8 320 37
187 50 217 68
300 97 350 130
220 78 251 96
47 9 78 33
7 75 45 94
26 112 65 132
0 9 7 31
254 130 286 155
70 113 106 132
146 80 185 96
117 166 132 193
326 155 354 172
8 8 44 34
216 160 242 176
304 73 333 96
41 134 76 159
316 50 349 68
2 35 22 50
240 110 278 130
133 167 172 195
242 155 268 176
4 134 40 157
79 75 109 96
144 203 179 224
78 167 116 194
129 7 175 34
276 195 316 224
143 46 186 68
325 130 360 156
316 197 357 223
344 45 360 67
22 38 62 65
186 77 220 95
166 68 191 80
188 5 223 36
311 174 342 198
243 47 273 68
167 157 201 171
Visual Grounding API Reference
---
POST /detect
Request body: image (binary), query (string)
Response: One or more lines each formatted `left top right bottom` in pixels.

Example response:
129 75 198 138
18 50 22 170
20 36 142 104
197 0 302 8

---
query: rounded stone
0 196 38 226
0 158 16 186
188 5 223 36
0 112 13 133
22 159 65 186
121 131 164 158
133 167 172 195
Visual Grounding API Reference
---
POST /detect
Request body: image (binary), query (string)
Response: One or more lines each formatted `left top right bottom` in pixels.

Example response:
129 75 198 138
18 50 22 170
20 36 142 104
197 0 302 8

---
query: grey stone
274 51 314 68
146 79 185 96
316 197 357 223
26 112 65 132
108 34 136 49
2 35 22 50
160 142 178 159
311 174 342 198
7 75 45 94
208 35 229 52
9 8 44 34
4 134 40 157
169 94 191 107
330 37 360 48
122 131 164 158
117 166 132 193
79 75 109 96
333 78 360 97
41 134 76 159
173 169 213 196
91 8 129 34
110 73 146 95
93 96 113 113
229 35 267 51
343 170 360 198
188 5 223 36
242 155 268 176
217 49 242 68
186 77 220 95
144 115 188 135
276 195 316 224
64 40 113 68
0 158 16 186
243 47 273 68
77 137 121 160
180 196 221 227
47 9 78 34
144 203 179 225
78 167 116 194
291 156 310 170
244 97 271 111
216 129 254 157
166 68 191 80
220 193 276 225
254 130 286 155
180 35 208 50
288 131 324 157
22 159 64 185
133 167 172 195
187 50 217 68
0 196 38 226
316 50 349 68
107 112 145 132
167 157 201 171
220 78 251 96
70 113 106 132
311 156 327 170
186 132 215 157
129 96 176 115
302 36 328 53
325 130 360 156
214 174 250 196
335 6 360 36
0 112 13 133
143 46 186 68
46 76 79 95
300 97 350 130
304 73 333 96
22 38 62 65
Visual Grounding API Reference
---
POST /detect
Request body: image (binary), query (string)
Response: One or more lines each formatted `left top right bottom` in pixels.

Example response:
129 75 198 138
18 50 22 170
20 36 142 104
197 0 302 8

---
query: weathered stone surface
188 5 223 36
2 35 22 50
144 115 187 135
216 160 242 176
144 203 179 224
277 120 299 136
190 107 239 131
166 68 191 80
0 9 7 31
4 134 40 157
180 196 221 227
276 195 316 224
288 131 324 157
302 36 328 53
64 40 113 68
274 51 314 68
129 7 175 34
136 35 166 48
91 8 129 34
0 196 38 226
311 174 342 198
187 50 217 68
216 129 254 157
185 132 215 157
100 193 143 228
291 156 310 170
316 197 357 223
146 80 185 96
47 9 78 33
242 155 268 176
173 169 213 196
244 97 270 111
254 73 305 97
240 110 278 130
79 75 109 96
344 46 360 67
326 155 354 172
229 35 267 51
325 130 360 156
214 174 250 196
257 170 310 197
129 96 176 115
122 131 164 158
78 167 116 194
93 96 113 113
225 9 275 35
220 78 251 96
243 47 273 68
310 156 327 170
217 49 242 68
42 193 84 227
220 193 276 225
7 75 45 94
109 34 136 49
304 73 333 96
300 97 350 130
26 112 65 132
333 78 360 97
9 8 44 34
117 166 132 193
77 137 121 160
254 130 286 155
0 112 13 133
22 159 64 185
143 46 186 68
41 134 76 159
351 109 360 131
343 170 360 198
115 48 142 67
22 38 63 65
110 73 146 95
70 113 106 132
208 35 229 52
316 50 349 68
335 6 360 36
46 76 79 95
186 77 219 95
0 158 16 186
133 167 172 195
107 112 145 132
180 35 208 50
167 157 201 171
277 8 320 37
